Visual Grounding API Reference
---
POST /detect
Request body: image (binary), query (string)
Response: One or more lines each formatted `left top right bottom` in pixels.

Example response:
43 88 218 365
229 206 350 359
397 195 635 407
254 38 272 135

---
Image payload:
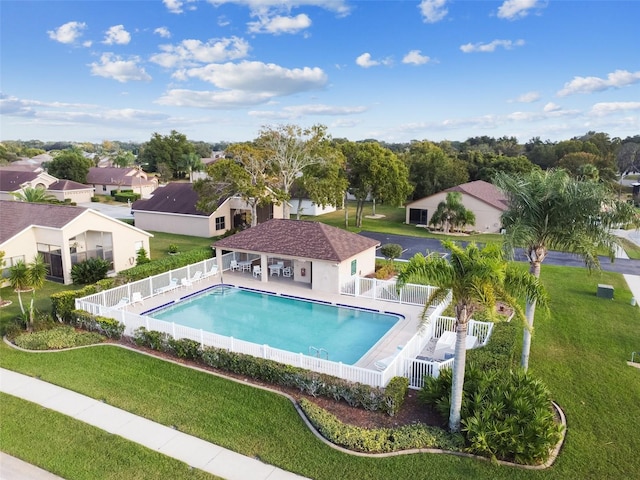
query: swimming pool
148 286 400 365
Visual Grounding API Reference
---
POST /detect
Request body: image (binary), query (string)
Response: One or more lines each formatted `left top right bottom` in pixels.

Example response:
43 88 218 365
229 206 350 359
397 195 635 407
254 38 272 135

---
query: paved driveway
359 231 640 275
78 202 133 220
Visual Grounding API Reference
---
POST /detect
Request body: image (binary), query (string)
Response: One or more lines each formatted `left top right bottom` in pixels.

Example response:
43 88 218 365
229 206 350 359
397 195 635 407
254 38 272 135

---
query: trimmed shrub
120 247 213 282
466 321 519 371
69 310 125 339
13 326 104 350
71 258 111 284
384 376 409 416
380 243 403 263
299 398 463 453
50 285 97 322
114 191 140 203
136 247 150 265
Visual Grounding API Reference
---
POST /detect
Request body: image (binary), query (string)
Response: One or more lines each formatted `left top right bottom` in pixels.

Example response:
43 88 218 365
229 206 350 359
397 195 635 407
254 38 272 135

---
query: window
409 208 428 225
1 255 25 278
215 216 226 231
351 259 357 276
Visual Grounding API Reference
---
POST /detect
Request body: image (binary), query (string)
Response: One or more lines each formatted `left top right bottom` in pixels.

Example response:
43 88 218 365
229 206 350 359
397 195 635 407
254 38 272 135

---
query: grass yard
146 231 215 260
1 264 639 479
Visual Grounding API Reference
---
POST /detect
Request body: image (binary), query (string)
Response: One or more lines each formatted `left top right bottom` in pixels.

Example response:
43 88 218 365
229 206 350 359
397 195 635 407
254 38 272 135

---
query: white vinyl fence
340 276 440 307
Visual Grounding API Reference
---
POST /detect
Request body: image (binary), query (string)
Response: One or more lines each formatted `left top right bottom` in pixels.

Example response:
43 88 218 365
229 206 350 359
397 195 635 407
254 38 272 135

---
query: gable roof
86 167 156 187
0 200 85 243
132 182 214 216
444 180 508 211
47 179 93 191
0 170 40 192
214 219 379 262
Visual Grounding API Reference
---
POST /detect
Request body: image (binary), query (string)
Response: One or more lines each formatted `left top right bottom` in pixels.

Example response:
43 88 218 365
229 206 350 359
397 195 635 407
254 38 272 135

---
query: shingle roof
0 200 86 243
213 219 380 262
47 179 93 191
132 182 213 216
86 167 156 187
444 180 508 211
0 170 39 192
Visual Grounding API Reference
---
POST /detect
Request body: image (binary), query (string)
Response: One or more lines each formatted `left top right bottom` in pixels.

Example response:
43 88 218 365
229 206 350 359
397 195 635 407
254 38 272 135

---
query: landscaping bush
90 196 100 202
13 326 104 350
380 243 403 263
168 244 179 254
419 365 562 465
466 321 519 371
136 247 150 266
131 327 402 415
113 191 140 203
383 376 409 416
120 247 213 282
51 285 98 322
69 310 125 339
71 258 111 285
299 398 463 453
375 264 396 280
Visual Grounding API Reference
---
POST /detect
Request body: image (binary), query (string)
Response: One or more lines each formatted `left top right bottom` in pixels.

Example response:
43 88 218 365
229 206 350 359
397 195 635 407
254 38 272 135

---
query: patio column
260 253 268 282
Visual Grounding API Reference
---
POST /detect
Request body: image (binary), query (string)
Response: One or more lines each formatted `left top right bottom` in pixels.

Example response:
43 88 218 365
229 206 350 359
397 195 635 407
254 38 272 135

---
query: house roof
0 164 43 173
213 219 380 262
87 167 156 187
444 180 508 211
0 170 40 192
47 179 93 191
132 182 215 216
0 200 85 243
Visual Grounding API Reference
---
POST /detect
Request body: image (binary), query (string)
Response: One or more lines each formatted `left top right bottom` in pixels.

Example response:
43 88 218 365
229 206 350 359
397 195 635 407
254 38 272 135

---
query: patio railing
340 276 440 308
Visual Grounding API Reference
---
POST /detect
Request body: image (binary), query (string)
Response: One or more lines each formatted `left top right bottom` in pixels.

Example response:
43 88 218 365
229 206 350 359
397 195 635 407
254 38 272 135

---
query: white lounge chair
114 297 129 309
230 260 241 272
253 265 262 278
181 277 192 289
207 264 219 277
434 331 477 360
155 278 178 295
131 292 144 306
374 345 404 371
190 271 202 283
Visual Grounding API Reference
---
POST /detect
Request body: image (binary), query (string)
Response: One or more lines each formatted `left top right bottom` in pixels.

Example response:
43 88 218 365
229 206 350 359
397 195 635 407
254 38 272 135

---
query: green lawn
1 265 639 479
145 231 215 260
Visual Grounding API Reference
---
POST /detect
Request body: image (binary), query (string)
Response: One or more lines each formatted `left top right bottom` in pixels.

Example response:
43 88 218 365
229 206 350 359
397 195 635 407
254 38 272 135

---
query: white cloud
164 0 184 14
544 102 561 112
154 27 171 38
179 61 327 95
460 39 525 53
89 53 152 83
157 89 274 108
82 40 93 47
150 37 250 68
47 21 87 44
590 102 640 116
402 50 430 65
248 13 311 34
207 0 351 17
557 69 640 96
355 52 391 68
249 103 367 119
512 91 540 103
497 0 543 20
419 0 448 23
103 25 131 45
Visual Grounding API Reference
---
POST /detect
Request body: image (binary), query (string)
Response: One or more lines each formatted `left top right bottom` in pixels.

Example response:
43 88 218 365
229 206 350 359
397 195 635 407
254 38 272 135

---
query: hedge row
466 320 519 371
119 247 213 282
13 326 104 350
299 398 463 453
69 310 125 339
132 327 405 416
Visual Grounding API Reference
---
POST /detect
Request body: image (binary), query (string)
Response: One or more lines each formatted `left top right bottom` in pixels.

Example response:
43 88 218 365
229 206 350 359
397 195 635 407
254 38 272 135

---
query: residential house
405 180 508 233
0 168 94 203
0 200 152 285
87 167 158 198
213 218 379 294
131 182 285 237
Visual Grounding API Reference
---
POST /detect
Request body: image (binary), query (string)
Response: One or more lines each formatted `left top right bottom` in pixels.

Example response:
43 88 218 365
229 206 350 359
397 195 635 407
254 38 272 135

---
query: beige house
213 219 379 294
0 168 94 203
405 180 508 233
87 167 158 198
131 182 285 238
0 201 152 285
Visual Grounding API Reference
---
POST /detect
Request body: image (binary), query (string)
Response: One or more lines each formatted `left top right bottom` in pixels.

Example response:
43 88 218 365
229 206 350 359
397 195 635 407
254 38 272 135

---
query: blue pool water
149 286 399 364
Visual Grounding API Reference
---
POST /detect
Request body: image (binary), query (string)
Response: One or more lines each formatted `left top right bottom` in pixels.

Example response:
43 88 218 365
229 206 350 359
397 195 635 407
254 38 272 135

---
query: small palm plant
9 254 49 330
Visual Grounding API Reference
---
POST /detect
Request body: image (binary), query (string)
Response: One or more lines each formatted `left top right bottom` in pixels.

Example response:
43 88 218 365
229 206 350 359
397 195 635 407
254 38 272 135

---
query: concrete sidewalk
0 368 310 480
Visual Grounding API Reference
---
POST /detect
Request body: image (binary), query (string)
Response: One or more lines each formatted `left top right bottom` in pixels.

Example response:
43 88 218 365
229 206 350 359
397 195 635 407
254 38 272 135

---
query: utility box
597 284 614 299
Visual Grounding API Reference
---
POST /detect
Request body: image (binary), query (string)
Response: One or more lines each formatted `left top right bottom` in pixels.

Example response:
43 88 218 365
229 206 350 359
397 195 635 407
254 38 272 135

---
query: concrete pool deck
123 269 427 371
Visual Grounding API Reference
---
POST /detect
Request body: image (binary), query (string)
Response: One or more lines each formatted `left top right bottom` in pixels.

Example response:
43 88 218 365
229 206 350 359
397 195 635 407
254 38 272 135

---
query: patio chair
282 266 292 277
207 264 219 277
374 345 404 371
155 278 178 295
253 265 262 278
131 292 144 306
113 297 129 309
181 277 192 289
433 331 456 360
230 260 241 272
190 271 203 283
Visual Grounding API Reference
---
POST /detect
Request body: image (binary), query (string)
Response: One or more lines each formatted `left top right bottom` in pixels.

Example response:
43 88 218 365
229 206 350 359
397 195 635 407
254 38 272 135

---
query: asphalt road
359 231 640 275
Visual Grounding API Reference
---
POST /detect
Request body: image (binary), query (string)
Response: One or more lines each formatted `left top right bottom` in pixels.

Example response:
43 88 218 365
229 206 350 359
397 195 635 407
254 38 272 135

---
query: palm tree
494 169 639 370
429 191 476 233
397 240 547 432
11 186 56 203
8 254 48 330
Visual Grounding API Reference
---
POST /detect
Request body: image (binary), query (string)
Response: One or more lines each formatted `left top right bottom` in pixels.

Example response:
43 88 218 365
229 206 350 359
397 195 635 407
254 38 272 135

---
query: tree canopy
137 130 195 178
46 149 93 183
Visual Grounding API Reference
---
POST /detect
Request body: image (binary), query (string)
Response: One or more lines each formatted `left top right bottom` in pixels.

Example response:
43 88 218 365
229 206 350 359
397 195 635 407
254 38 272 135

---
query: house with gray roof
213 219 379 294
0 168 94 203
131 182 285 238
405 180 508 233
0 200 151 284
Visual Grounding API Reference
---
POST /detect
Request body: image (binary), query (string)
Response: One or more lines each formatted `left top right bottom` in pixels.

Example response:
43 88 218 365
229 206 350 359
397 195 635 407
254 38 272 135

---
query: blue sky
1 0 639 145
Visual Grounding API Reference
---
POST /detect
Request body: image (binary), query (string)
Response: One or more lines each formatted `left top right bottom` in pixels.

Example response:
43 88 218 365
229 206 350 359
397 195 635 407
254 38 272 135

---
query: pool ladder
309 346 329 360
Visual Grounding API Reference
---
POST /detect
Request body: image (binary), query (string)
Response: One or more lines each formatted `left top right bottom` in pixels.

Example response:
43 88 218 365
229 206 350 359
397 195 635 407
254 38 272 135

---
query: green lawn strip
146 230 215 259
0 393 220 480
619 237 640 259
